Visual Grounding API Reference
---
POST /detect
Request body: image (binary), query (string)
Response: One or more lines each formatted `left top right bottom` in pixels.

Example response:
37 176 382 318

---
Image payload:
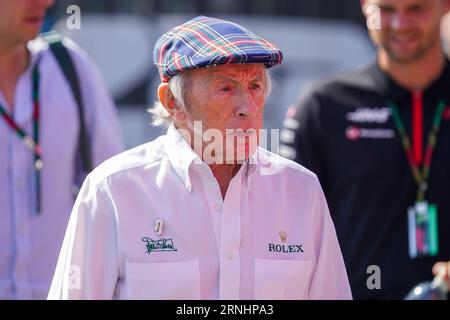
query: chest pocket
254 258 312 300
124 259 201 299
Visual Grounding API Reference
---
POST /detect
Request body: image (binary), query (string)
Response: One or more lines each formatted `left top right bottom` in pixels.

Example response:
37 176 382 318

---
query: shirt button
227 252 234 260
214 203 222 212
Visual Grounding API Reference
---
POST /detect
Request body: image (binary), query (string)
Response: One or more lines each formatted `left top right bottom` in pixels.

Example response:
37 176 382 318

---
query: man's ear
158 83 174 111
157 83 187 122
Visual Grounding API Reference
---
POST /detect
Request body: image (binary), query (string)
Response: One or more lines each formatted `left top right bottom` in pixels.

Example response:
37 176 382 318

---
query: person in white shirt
0 0 123 299
48 15 351 300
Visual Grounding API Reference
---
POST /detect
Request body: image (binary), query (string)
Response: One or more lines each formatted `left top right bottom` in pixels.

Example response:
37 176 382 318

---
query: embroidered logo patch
268 231 304 253
142 237 177 254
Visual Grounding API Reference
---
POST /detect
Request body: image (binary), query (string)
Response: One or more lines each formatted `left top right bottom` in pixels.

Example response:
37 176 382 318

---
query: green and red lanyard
388 97 446 202
0 62 42 214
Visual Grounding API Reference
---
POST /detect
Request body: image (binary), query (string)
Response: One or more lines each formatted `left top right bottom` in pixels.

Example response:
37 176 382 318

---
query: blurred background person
0 0 123 299
280 0 450 299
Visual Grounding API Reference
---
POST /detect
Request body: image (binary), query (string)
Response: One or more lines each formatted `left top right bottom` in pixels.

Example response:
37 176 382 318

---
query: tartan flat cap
153 16 283 82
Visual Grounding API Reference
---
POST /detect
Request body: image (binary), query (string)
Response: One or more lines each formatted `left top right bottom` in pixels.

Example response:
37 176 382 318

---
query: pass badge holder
408 200 439 259
388 100 446 260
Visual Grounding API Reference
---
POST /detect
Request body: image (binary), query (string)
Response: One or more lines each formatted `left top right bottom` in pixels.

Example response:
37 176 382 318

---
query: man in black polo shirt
280 0 450 299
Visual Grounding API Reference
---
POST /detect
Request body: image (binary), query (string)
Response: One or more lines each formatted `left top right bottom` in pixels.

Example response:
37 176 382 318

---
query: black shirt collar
370 58 450 103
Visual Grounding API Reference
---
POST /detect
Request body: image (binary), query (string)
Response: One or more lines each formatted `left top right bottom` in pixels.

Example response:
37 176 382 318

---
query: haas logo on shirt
346 107 391 123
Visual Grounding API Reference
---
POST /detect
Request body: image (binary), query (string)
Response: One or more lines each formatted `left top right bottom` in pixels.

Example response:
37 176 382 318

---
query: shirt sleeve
308 178 352 300
47 176 119 299
64 38 124 168
280 85 327 185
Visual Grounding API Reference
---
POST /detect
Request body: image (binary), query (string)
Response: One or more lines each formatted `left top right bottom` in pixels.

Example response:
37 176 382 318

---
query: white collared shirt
48 124 351 300
0 38 123 299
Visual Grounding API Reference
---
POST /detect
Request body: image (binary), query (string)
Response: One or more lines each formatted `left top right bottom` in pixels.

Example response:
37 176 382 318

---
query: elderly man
48 16 351 300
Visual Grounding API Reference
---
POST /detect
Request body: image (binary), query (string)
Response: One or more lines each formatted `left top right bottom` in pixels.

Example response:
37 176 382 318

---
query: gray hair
148 73 189 127
148 67 273 127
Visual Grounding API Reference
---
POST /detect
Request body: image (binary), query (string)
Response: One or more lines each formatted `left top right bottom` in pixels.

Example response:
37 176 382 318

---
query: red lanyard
0 63 42 214
388 99 446 202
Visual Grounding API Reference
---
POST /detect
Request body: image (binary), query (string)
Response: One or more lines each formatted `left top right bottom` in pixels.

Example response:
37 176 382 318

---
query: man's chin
19 31 41 43
386 48 426 64
383 39 433 64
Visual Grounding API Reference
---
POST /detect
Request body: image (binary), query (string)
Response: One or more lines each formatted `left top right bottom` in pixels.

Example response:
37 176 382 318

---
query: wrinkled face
363 0 450 62
0 0 54 46
179 63 268 163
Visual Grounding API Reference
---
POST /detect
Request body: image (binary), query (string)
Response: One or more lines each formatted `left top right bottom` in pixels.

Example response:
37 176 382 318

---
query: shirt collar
165 123 258 192
371 58 450 103
370 60 409 103
165 123 200 192
245 150 258 192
